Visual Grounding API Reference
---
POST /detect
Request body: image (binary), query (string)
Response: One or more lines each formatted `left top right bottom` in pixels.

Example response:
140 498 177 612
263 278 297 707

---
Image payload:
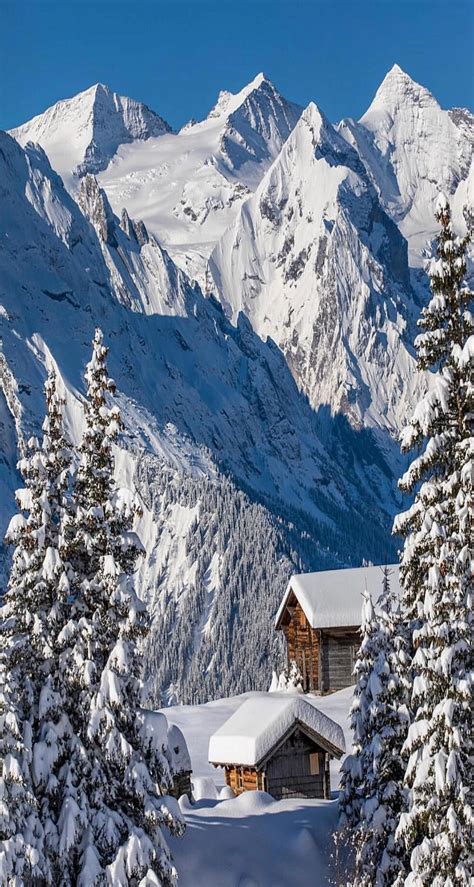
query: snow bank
275 563 401 629
168 791 339 887
208 694 345 767
160 689 354 884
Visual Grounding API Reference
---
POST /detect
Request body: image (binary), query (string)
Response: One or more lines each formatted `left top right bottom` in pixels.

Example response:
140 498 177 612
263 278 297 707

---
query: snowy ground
162 687 353 886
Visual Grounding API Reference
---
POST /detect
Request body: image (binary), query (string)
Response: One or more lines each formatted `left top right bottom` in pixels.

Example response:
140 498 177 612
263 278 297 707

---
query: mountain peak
10 84 171 181
83 82 111 95
245 71 268 91
206 72 278 121
301 101 326 129
361 64 439 120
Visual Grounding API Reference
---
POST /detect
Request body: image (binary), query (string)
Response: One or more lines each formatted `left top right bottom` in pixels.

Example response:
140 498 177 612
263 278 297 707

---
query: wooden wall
265 727 328 800
170 771 192 800
224 765 264 795
321 631 359 692
281 598 360 693
217 729 335 801
282 600 320 691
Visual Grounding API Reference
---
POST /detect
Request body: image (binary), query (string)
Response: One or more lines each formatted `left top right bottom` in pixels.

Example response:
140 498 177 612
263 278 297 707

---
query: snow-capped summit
9 83 171 182
362 63 439 116
216 73 303 175
339 64 474 262
206 72 271 120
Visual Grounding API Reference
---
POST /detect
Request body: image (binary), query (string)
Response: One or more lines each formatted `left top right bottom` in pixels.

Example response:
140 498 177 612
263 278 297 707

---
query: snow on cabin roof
208 694 345 768
275 564 400 630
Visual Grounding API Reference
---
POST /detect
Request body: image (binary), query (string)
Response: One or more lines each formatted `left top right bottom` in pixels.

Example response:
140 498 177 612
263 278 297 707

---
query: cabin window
309 752 320 775
237 769 243 789
299 609 306 628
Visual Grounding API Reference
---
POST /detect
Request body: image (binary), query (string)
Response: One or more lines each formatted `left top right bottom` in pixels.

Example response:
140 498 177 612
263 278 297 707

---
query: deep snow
163 687 353 887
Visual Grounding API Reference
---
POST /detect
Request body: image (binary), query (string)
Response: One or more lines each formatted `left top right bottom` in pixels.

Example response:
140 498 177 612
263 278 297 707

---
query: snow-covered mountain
339 64 474 264
9 74 302 285
97 73 302 282
210 101 423 434
2 64 472 702
0 131 400 703
10 82 171 181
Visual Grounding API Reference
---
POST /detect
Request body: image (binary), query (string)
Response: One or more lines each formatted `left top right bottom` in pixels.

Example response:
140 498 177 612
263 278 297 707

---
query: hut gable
209 695 345 767
274 564 400 694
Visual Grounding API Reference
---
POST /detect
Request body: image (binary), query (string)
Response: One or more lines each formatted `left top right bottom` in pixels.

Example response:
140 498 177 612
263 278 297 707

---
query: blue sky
1 0 473 131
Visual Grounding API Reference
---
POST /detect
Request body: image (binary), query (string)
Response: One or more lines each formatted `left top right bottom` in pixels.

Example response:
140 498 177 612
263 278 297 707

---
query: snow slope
210 101 424 434
10 83 171 181
162 688 354 887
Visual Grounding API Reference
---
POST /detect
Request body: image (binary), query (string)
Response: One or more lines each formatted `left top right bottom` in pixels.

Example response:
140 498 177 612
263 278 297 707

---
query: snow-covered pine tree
274 659 304 692
0 370 74 884
0 663 42 884
393 195 473 885
339 589 378 835
63 328 184 886
354 567 411 886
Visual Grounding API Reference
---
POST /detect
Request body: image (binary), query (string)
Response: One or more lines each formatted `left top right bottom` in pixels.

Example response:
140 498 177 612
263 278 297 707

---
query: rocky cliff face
338 64 474 263
210 101 424 436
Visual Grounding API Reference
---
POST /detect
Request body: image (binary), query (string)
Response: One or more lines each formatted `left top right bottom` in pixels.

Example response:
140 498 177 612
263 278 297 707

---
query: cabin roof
208 694 345 768
275 564 400 631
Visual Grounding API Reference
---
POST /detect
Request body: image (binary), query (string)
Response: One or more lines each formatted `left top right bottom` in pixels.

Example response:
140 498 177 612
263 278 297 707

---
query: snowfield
162 687 353 887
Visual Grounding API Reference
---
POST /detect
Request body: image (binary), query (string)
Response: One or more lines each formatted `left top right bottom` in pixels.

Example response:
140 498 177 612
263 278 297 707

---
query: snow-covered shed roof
275 564 400 631
208 694 345 768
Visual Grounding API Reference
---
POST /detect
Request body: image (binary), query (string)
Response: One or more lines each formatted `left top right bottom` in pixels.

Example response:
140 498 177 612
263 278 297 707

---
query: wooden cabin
275 564 400 694
208 695 345 801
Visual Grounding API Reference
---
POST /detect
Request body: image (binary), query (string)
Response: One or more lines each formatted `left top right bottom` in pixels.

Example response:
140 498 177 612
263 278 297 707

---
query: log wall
171 771 192 801
282 601 320 691
281 598 360 693
224 765 264 795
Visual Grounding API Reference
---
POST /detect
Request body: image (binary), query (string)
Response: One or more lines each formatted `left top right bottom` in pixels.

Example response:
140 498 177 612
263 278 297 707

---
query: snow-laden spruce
0 371 75 884
393 196 473 886
339 590 378 832
62 329 184 885
359 571 410 886
339 573 411 886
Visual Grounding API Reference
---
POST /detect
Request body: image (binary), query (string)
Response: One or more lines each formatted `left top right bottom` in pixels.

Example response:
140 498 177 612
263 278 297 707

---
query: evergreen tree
339 576 411 886
393 195 473 885
0 665 42 885
63 329 184 885
339 590 378 835
357 568 410 886
0 371 75 884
